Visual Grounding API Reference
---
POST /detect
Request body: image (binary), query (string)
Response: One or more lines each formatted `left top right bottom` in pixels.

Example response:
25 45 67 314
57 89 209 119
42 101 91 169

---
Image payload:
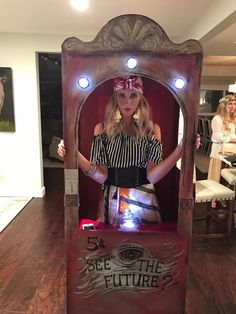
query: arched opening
78 77 181 223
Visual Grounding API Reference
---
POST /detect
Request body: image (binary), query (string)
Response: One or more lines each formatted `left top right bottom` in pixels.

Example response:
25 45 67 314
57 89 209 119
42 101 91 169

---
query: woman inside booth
58 76 198 229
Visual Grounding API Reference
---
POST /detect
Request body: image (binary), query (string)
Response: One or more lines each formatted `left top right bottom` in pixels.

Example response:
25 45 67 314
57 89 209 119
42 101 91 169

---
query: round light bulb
126 57 137 69
78 77 89 89
174 78 185 89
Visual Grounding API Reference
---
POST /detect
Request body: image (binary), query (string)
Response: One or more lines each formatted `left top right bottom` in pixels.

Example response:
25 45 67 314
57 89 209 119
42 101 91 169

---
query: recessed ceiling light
70 0 89 11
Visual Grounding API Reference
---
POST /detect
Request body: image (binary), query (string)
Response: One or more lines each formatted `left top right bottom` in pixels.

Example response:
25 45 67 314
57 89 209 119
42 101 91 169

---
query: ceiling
0 0 236 66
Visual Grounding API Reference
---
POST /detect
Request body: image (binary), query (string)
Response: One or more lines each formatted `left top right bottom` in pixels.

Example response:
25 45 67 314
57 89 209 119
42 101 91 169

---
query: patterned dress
90 132 162 226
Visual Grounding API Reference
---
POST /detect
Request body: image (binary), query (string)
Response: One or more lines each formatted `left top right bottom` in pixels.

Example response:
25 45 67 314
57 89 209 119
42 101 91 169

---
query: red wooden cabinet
61 14 202 314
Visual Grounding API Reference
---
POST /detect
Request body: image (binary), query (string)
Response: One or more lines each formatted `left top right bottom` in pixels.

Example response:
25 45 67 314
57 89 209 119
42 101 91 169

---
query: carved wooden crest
62 14 202 55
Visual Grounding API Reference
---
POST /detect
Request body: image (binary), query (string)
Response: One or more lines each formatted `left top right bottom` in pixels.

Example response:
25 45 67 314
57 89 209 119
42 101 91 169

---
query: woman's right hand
57 139 65 158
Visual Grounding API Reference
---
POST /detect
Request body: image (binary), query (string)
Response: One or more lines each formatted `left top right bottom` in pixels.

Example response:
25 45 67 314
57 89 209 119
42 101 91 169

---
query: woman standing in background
208 95 236 201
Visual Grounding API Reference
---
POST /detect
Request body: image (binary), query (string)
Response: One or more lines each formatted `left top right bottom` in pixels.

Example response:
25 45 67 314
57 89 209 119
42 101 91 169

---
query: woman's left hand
178 134 200 152
195 133 201 150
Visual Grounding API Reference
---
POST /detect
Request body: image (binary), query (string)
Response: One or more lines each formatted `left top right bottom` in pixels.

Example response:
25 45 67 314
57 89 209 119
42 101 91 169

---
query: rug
0 197 32 232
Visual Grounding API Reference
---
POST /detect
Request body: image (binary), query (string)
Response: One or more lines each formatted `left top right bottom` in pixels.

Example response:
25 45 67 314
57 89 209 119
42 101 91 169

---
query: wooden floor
0 168 236 314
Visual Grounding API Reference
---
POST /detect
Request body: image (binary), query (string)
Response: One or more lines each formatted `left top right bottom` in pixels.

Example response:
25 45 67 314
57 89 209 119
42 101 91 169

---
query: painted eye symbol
119 248 144 261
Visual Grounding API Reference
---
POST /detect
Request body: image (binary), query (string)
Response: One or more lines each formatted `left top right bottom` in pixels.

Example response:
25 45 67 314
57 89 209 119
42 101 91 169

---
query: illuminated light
228 81 236 94
118 209 141 231
126 57 137 69
78 77 89 89
70 0 89 11
122 220 136 229
174 78 185 89
119 218 138 231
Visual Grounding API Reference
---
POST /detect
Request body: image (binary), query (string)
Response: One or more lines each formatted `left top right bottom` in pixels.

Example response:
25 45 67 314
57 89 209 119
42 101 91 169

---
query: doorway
38 52 63 168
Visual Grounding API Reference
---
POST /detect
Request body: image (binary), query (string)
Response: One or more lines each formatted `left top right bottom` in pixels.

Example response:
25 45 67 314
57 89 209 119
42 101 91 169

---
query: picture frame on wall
0 67 15 132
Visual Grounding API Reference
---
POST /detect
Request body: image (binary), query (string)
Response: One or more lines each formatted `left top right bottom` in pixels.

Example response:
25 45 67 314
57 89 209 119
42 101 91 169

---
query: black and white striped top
90 132 162 168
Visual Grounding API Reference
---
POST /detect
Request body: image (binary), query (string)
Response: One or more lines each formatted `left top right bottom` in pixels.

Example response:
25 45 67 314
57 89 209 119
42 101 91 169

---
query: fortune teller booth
61 15 202 314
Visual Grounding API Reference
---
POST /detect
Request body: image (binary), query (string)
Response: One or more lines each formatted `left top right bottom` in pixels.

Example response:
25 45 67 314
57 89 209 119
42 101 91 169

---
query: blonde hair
103 92 154 139
217 94 236 131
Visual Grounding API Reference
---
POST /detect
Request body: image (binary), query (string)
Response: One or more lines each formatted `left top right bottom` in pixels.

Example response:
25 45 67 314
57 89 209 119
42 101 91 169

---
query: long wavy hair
103 92 154 139
216 94 236 131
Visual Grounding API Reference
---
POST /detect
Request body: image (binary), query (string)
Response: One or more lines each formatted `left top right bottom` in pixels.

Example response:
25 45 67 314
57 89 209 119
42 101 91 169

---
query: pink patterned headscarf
113 76 143 94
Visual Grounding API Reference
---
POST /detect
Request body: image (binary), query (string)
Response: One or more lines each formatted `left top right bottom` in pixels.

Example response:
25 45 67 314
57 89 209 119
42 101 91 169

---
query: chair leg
206 213 211 234
233 188 236 228
234 212 236 228
227 200 234 235
205 202 214 234
193 199 234 239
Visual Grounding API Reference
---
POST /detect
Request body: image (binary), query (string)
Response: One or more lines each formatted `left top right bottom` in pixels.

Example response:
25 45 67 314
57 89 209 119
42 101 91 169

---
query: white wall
0 32 72 197
201 65 236 90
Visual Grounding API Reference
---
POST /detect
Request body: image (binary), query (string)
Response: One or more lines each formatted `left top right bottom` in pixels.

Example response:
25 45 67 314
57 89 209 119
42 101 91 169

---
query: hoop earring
133 108 140 122
114 109 122 123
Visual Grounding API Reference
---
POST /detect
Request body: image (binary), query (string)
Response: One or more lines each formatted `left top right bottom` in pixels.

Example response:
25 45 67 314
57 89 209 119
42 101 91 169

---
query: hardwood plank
0 169 65 313
186 238 236 314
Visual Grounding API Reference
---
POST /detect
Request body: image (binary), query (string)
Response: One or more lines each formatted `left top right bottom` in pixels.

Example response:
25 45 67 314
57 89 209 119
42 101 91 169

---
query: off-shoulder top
90 132 162 168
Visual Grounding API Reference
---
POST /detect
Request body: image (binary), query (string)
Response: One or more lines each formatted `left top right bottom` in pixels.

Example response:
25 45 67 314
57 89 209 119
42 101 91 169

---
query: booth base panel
67 221 188 314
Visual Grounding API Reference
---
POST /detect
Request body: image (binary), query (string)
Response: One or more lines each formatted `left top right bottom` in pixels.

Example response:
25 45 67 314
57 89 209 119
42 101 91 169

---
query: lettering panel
67 230 188 314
